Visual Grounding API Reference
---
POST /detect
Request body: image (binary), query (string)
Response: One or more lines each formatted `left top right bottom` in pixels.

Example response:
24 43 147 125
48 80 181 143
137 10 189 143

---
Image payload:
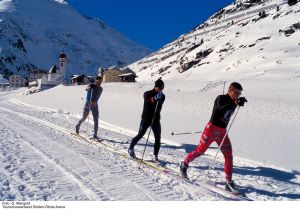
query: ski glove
154 92 163 101
237 97 248 106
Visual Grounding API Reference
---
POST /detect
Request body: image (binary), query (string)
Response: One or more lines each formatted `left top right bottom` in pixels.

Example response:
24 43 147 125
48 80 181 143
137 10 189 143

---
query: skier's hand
154 92 163 101
237 97 247 106
90 102 95 110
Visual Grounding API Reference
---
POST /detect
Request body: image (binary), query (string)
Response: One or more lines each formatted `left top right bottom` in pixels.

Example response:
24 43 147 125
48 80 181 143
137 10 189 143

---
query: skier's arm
144 91 155 103
89 86 98 109
90 89 95 109
85 83 95 91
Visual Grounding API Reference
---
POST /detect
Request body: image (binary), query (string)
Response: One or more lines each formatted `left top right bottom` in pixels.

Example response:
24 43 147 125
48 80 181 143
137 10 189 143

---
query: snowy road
0 99 299 201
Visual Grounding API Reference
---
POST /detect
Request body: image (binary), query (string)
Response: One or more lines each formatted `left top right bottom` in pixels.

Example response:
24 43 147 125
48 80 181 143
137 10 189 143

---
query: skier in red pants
180 82 247 192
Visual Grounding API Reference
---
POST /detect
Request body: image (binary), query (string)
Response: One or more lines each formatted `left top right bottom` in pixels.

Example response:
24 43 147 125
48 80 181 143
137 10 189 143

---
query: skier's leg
184 123 213 165
152 121 161 156
129 119 150 150
92 104 99 136
76 102 90 130
217 136 233 182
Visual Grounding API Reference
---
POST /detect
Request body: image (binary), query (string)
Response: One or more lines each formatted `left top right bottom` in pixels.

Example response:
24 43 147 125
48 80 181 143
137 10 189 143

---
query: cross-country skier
76 75 103 139
128 78 165 162
180 82 247 192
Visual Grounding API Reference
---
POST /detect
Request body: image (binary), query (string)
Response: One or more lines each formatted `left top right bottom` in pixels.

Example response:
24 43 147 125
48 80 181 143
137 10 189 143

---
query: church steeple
59 51 66 81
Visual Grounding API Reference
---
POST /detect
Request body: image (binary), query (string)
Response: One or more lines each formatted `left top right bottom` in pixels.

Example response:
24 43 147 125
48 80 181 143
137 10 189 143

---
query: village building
28 69 48 88
29 69 48 82
71 75 93 85
0 80 9 88
9 75 28 87
100 66 137 83
117 73 137 82
37 52 67 89
0 75 9 87
102 66 122 82
117 67 137 82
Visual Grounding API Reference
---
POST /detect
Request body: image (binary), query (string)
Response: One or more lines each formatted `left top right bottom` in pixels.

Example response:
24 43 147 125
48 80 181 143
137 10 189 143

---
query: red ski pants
184 122 233 181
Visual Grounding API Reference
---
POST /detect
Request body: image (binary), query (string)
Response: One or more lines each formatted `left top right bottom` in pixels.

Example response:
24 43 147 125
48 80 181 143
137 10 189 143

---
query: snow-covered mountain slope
129 0 300 81
0 0 151 78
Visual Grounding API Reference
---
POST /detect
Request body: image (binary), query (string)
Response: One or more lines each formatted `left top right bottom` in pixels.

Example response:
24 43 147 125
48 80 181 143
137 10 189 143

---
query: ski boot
75 124 80 134
225 180 240 194
153 155 159 163
92 134 102 141
180 161 189 179
128 148 136 158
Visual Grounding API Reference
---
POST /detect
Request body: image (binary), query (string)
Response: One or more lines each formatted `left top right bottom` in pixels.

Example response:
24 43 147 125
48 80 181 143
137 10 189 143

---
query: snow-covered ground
0 0 299 204
0 79 299 201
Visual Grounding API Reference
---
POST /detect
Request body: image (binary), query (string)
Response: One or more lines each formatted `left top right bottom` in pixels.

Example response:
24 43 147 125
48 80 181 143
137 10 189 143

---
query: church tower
59 51 66 82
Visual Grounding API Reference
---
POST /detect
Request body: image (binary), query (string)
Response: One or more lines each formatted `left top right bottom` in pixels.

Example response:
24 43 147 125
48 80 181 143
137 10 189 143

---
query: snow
0 0 299 204
0 78 299 202
129 0 300 81
0 0 151 78
10 79 300 172
0 0 15 13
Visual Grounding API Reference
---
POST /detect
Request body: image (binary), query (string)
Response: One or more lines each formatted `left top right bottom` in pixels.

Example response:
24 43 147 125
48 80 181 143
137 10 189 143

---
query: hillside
0 0 151 78
129 0 299 81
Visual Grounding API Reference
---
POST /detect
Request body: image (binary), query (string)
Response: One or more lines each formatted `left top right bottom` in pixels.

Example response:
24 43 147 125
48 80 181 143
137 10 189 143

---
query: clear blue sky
66 0 234 50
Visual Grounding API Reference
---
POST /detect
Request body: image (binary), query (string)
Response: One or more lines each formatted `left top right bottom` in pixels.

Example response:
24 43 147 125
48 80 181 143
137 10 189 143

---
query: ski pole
171 131 202 136
194 106 240 182
139 101 159 168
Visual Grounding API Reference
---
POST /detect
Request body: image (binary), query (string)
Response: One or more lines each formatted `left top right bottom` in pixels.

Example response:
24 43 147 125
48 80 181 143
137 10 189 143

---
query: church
37 52 67 89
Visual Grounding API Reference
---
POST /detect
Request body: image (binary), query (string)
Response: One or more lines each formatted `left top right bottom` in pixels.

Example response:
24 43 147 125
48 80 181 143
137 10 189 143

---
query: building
29 69 48 82
0 75 9 87
37 52 67 89
117 73 137 82
102 66 122 82
9 75 28 87
101 66 137 83
117 67 137 82
71 75 93 85
28 69 48 88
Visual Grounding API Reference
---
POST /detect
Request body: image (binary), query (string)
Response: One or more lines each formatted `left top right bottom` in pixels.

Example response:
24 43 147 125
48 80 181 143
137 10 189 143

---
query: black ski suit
129 89 165 156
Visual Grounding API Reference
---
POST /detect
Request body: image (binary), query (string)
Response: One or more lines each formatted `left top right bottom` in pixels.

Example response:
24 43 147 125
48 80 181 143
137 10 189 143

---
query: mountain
129 0 300 81
0 0 152 78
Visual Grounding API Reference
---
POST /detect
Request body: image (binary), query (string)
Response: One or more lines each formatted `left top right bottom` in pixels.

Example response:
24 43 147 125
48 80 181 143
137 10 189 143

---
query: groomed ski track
0 99 298 201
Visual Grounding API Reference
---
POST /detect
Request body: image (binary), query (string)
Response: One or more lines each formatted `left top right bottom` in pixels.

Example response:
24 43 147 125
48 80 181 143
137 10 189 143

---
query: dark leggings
129 119 161 156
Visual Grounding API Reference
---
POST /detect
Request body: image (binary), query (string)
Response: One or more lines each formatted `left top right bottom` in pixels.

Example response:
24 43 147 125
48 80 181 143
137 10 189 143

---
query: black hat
155 78 164 88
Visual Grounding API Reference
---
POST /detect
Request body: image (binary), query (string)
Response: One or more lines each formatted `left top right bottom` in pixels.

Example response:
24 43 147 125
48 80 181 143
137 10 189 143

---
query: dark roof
118 73 137 77
31 69 48 74
49 65 58 73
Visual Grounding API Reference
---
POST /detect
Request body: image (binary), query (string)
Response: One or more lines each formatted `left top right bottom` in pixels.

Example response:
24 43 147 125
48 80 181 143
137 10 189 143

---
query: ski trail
1 116 111 201
1 100 299 200
79 154 95 174
0 103 195 200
